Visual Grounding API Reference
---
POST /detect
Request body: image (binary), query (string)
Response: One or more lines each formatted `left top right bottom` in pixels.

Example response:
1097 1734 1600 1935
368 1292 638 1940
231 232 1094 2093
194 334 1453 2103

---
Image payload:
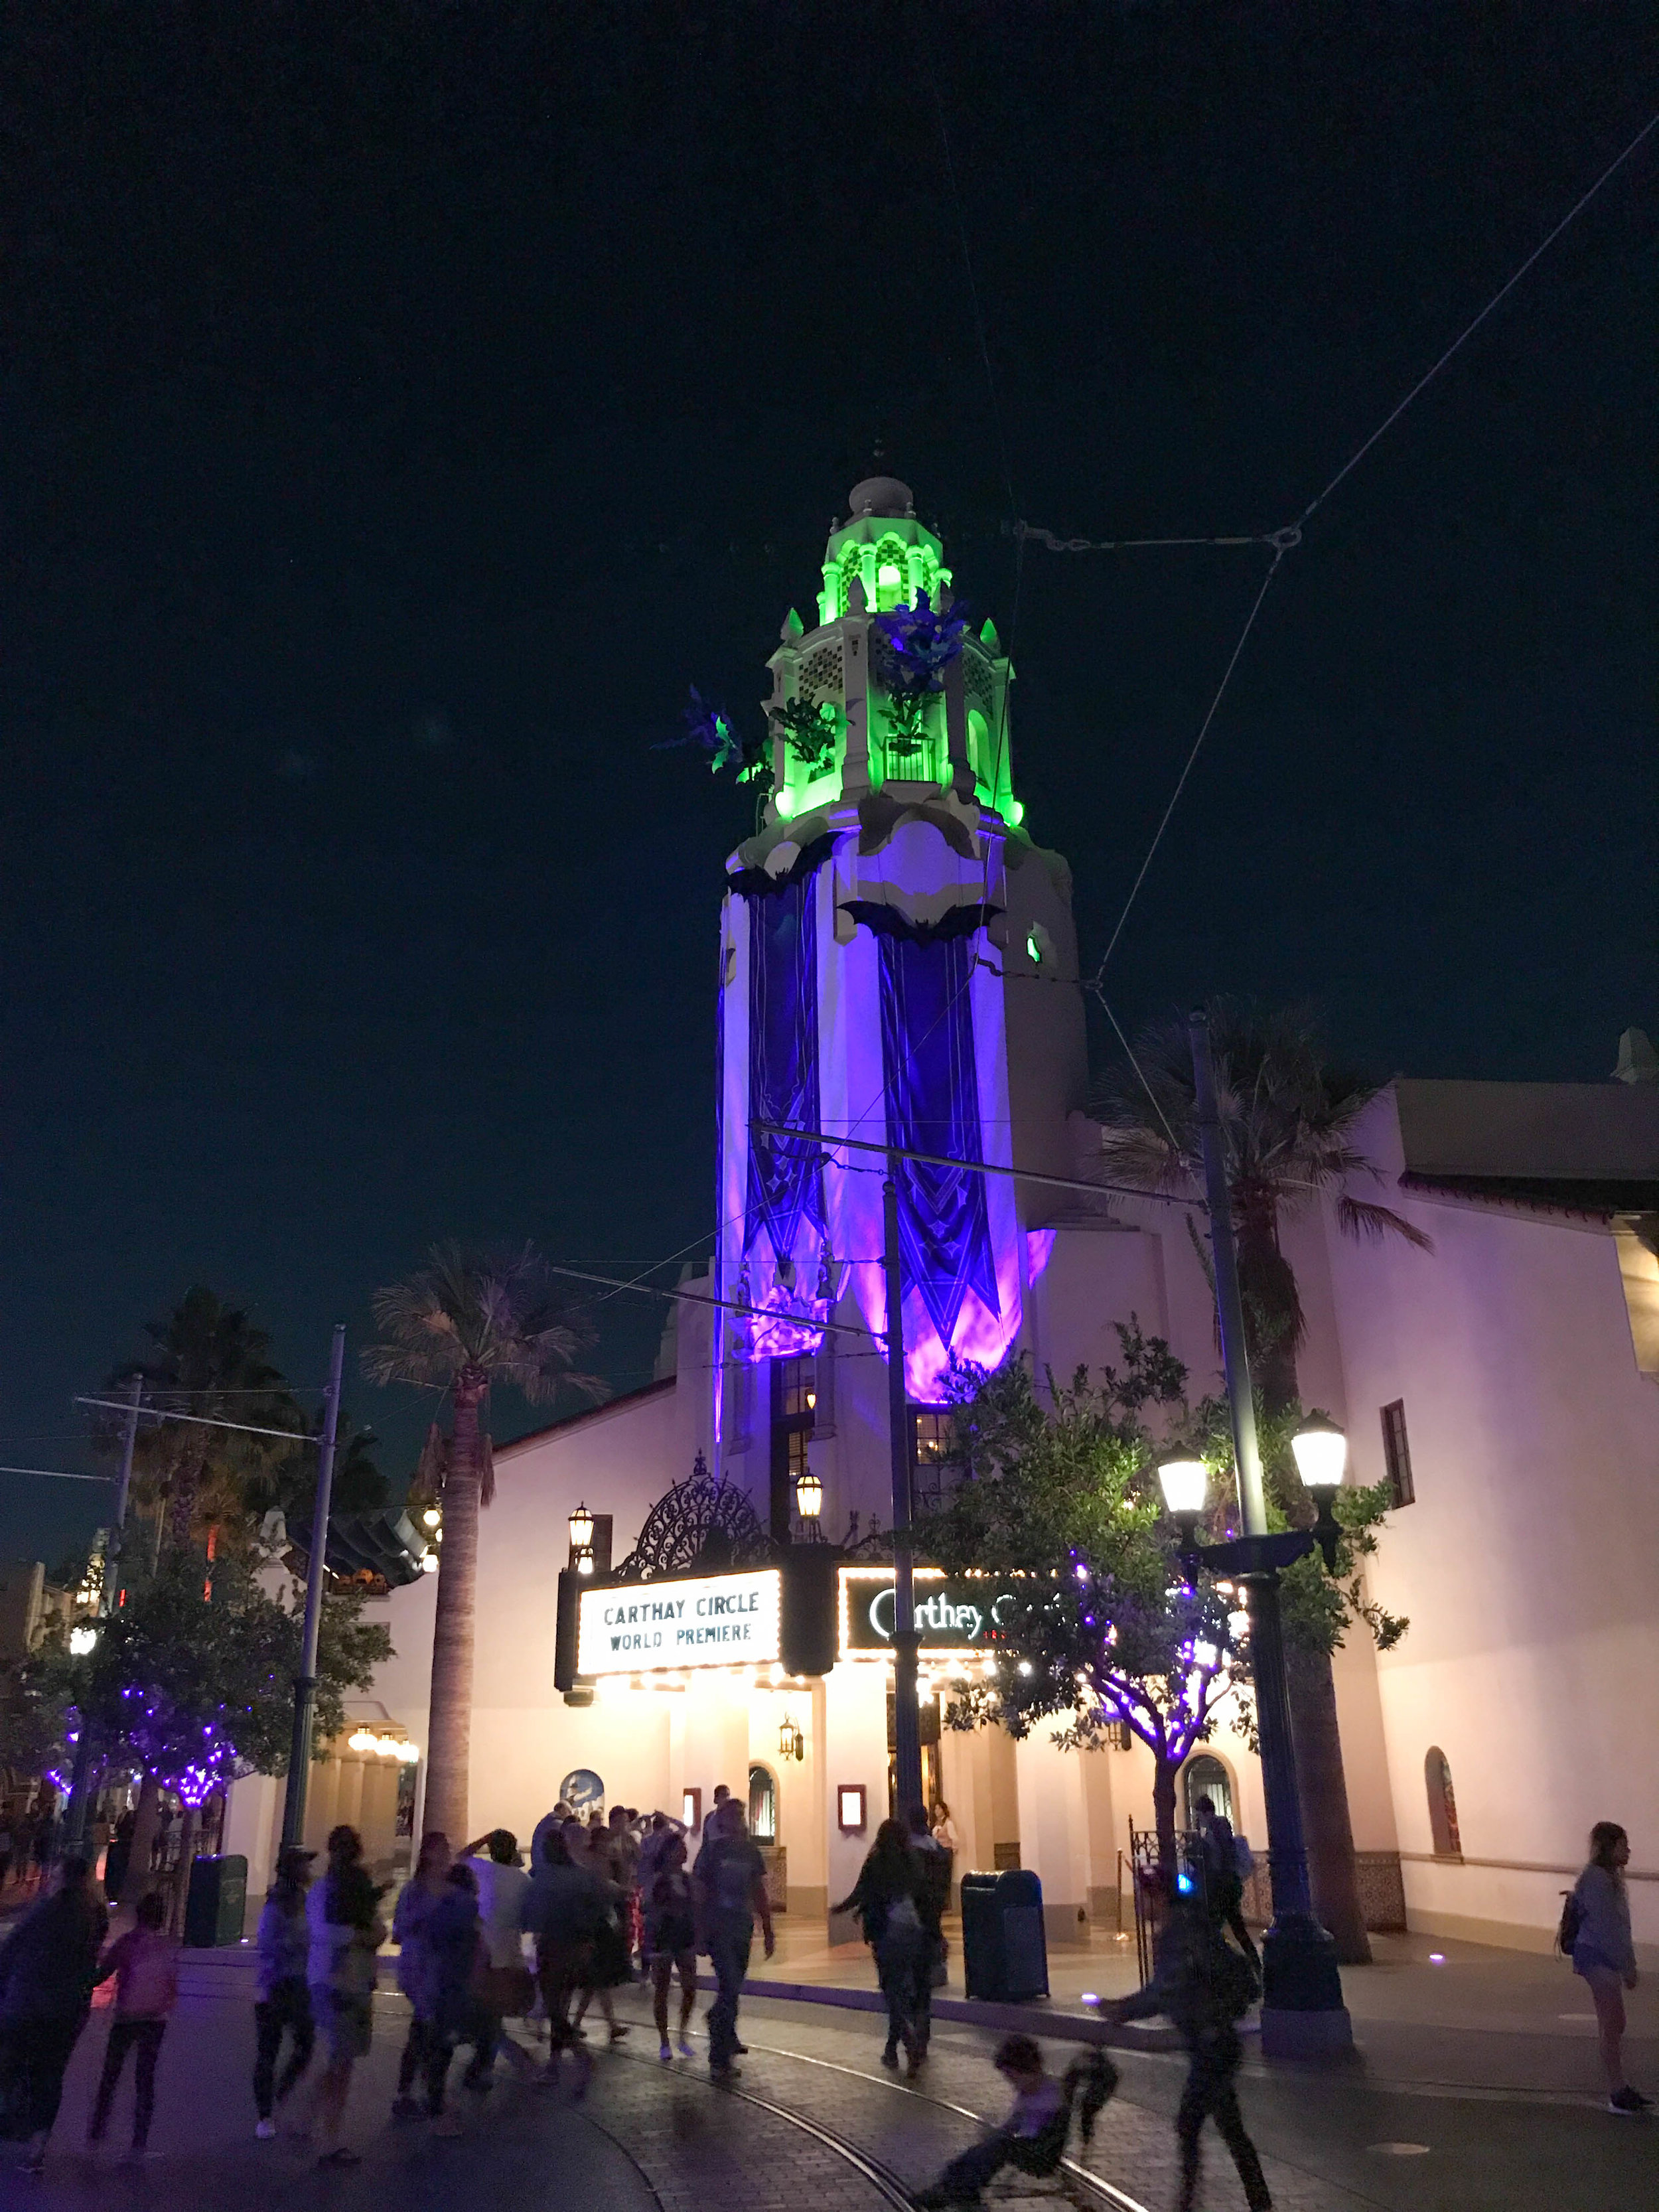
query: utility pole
281 1325 346 1850
1189 1009 1349 2055
883 1176 924 1818
62 1374 145 1858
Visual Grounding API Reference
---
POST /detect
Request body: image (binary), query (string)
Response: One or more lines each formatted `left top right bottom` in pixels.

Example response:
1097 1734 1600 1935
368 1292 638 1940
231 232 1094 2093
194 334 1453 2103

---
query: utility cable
1091 542 1287 983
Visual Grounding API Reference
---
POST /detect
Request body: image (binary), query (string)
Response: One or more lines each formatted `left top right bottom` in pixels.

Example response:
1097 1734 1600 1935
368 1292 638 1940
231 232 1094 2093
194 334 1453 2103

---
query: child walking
88 1893 178 2158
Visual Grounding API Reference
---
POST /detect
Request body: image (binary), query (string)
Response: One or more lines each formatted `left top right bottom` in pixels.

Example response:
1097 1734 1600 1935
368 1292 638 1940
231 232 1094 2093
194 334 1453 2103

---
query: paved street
3 1941 1656 2212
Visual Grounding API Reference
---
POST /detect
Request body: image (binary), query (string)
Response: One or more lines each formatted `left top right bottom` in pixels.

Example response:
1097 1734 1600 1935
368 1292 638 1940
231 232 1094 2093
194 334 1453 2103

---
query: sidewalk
738 1913 1659 2097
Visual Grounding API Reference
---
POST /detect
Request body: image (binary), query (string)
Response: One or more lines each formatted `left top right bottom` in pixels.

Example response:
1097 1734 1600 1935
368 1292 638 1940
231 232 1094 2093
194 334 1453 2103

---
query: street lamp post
883 1174 924 1820
1184 1007 1352 2059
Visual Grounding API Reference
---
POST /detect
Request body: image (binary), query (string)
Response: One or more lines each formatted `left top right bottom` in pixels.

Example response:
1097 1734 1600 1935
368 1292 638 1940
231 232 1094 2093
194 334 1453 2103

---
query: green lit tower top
762 476 1020 831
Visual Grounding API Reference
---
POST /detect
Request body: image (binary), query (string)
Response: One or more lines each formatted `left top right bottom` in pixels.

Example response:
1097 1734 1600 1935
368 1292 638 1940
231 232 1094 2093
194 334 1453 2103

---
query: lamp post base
1259 1911 1353 2059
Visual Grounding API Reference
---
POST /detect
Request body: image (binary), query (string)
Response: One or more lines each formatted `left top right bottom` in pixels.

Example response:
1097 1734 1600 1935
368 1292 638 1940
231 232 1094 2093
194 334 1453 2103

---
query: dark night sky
3 3 1654 1564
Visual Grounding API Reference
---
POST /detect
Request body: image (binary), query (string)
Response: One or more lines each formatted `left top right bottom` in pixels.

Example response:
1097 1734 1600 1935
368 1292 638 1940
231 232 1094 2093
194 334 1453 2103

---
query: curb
687 1972 1183 2052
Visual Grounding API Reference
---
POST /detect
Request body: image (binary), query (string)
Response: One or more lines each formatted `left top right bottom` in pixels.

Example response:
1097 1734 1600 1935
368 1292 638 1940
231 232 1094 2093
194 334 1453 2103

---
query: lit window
911 1408 959 1512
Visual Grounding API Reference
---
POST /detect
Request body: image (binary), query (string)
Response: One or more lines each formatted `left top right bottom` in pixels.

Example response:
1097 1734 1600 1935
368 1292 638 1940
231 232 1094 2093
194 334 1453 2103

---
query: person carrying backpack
834 1819 930 2073
1194 1794 1259 1967
1096 1873 1270 2212
1561 1820 1648 2114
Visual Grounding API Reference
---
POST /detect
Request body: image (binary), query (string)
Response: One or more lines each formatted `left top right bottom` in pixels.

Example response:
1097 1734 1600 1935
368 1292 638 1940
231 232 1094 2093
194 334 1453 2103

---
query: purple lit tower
714 479 1086 1539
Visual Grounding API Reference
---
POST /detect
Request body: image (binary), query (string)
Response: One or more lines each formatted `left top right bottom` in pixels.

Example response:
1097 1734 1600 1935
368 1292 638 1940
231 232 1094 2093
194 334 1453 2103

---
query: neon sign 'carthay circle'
577 1568 782 1677
839 1566 1015 1659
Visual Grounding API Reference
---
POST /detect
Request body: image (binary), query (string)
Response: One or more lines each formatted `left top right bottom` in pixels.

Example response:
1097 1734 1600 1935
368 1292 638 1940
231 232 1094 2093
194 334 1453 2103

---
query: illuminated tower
715 478 1084 1536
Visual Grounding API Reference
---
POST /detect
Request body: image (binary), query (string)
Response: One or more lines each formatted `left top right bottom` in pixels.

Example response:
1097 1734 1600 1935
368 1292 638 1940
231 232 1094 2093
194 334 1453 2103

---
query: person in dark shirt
1094 1879 1269 2212
0 1857 109 2174
692 1803 772 2077
835 1819 931 2072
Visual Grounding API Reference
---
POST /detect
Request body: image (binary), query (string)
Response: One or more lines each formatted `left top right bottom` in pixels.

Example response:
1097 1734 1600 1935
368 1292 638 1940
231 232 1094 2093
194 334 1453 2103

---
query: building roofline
494 1375 676 1459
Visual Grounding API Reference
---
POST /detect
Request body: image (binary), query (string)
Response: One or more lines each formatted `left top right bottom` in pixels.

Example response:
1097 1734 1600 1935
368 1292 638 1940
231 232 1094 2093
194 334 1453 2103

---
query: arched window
748 1763 778 1845
1183 1753 1234 1830
1425 1747 1462 1858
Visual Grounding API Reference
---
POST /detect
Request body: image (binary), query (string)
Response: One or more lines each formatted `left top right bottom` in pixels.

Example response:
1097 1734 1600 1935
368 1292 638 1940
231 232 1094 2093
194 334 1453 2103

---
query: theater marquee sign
838 1565 1017 1660
576 1566 783 1678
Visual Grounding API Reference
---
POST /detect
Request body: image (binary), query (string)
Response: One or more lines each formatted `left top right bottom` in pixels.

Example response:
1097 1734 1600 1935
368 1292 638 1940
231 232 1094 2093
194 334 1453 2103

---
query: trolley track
600 2014 1153 2212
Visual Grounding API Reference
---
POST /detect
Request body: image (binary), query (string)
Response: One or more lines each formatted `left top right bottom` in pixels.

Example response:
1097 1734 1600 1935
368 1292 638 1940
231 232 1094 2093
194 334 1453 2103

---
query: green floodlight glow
774 786 796 820
1007 798 1025 826
877 563 901 587
1026 928 1042 966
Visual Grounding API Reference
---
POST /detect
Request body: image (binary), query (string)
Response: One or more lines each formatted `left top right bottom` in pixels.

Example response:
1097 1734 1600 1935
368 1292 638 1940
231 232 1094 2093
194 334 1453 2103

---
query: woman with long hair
642 1832 699 2062
1569 1821 1648 2113
833 1818 930 2071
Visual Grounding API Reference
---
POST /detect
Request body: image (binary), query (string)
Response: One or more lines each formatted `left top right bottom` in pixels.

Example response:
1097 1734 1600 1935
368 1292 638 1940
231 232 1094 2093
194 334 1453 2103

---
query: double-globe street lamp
1172 1008 1355 2059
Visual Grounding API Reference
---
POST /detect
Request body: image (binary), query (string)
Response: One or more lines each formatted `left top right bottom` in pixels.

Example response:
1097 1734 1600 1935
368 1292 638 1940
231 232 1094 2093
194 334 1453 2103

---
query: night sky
4 4 1654 1564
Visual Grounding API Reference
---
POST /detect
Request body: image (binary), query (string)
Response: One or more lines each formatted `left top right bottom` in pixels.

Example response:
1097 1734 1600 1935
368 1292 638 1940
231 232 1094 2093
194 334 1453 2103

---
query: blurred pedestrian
302 1825 386 2167
253 1846 315 2138
1566 1820 1648 2114
571 1819 632 2045
693 1800 773 2079
836 1818 931 2072
459 1830 535 2086
912 2034 1117 2208
413 1862 482 2136
524 1827 604 2093
1094 1875 1269 2212
87 1891 178 2157
0 1855 109 2174
643 1833 698 2061
1194 1796 1258 1966
391 1832 452 2119
0 1818 13 1893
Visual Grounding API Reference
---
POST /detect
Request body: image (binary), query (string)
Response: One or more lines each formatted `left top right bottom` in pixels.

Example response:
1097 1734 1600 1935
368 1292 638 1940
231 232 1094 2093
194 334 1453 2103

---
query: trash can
183 1854 248 1949
960 1868 1049 2002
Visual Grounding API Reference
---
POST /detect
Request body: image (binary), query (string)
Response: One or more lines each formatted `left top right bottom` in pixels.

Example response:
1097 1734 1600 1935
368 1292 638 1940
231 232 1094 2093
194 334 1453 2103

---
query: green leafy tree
1092 998 1429 1959
364 1243 601 1841
36 1552 389 1911
921 1330 1246 1873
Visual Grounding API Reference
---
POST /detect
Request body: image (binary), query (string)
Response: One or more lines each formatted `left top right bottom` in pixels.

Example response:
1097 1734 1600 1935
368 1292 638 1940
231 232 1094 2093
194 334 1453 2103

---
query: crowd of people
0 1788 1644 2187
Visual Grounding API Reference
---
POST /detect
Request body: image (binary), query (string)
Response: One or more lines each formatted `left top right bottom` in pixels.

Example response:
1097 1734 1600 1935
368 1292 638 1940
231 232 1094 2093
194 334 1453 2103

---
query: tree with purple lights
39 1552 388 1916
918 1328 1246 1874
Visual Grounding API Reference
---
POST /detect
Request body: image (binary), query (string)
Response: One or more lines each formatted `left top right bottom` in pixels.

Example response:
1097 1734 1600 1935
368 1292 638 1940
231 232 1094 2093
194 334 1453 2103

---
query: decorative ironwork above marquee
615 1451 774 1582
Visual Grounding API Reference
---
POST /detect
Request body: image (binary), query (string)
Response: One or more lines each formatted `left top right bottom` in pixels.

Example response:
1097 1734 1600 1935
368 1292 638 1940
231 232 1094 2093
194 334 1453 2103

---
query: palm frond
1335 1196 1435 1251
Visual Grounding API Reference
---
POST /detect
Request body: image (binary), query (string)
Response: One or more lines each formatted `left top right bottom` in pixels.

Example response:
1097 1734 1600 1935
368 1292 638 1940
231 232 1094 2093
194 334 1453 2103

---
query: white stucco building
231 483 1659 1963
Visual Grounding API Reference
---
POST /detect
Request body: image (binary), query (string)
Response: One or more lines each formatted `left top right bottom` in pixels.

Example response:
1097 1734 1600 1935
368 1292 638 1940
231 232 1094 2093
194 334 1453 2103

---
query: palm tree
1092 999 1433 1962
363 1244 602 1842
114 1287 299 1560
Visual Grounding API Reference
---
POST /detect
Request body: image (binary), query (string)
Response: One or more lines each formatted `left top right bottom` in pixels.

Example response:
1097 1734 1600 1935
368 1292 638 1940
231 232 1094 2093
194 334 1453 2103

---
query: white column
1014 1726 1092 1947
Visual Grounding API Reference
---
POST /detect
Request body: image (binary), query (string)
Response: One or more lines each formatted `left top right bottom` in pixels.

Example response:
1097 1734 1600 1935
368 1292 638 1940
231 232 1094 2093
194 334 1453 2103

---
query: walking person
0 1817 13 1895
1094 1873 1270 2212
1194 1794 1259 1967
836 1819 932 2072
571 1821 631 2044
643 1833 699 2061
692 1799 773 2079
524 1826 605 2092
302 1824 386 2168
411 1862 483 2136
391 1831 452 2118
86 1891 178 2158
0 1855 109 2175
253 1846 316 2138
459 1829 535 2086
1566 1820 1648 2114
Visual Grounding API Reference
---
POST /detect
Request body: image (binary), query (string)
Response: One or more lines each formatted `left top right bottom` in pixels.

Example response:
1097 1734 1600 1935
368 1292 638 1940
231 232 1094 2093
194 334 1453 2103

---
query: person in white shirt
458 1830 534 2085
